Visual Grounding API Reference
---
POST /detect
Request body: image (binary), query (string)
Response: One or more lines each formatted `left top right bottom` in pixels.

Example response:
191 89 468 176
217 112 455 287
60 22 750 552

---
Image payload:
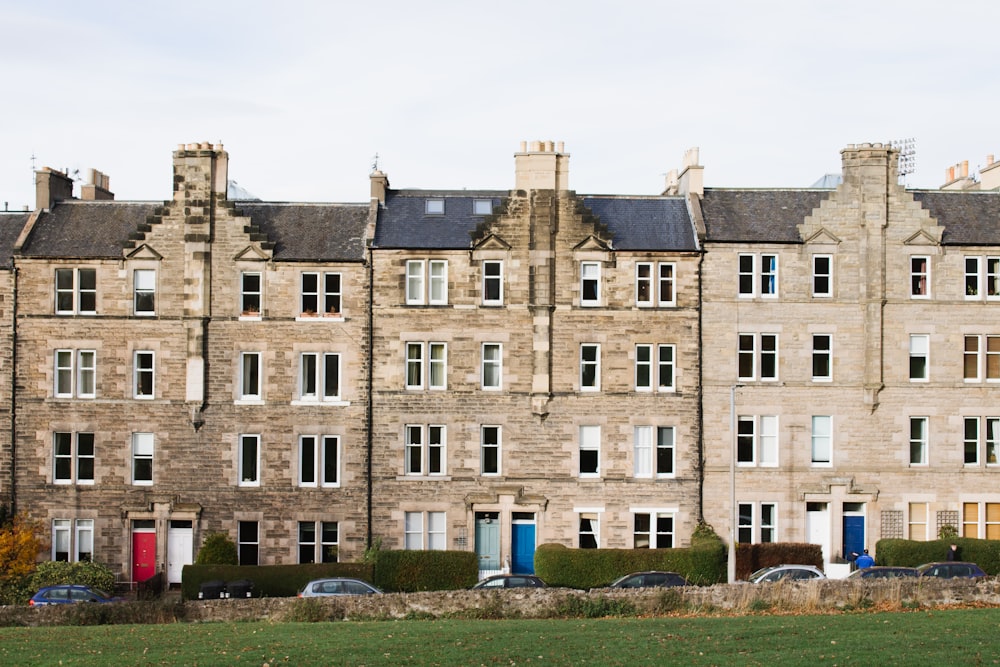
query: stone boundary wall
7 578 1000 627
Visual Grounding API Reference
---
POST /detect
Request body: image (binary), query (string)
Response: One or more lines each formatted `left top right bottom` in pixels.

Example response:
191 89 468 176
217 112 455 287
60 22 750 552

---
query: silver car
747 564 826 583
297 577 382 597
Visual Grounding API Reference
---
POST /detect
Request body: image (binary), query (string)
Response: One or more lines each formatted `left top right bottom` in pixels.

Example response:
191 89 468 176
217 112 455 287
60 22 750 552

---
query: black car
607 571 689 589
916 562 987 580
846 566 919 580
471 574 547 589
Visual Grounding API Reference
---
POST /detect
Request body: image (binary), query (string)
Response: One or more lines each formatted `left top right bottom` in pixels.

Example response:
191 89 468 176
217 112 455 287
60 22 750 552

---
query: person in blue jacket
855 549 875 569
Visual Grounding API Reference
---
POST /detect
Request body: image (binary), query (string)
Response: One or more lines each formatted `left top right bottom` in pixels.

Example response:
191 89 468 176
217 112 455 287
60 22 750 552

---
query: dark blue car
29 584 119 606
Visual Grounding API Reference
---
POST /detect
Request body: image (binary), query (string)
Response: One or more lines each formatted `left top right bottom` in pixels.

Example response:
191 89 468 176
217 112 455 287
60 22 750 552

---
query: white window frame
580 262 601 307
964 335 1000 383
134 269 156 316
482 343 502 390
635 344 653 391
406 260 449 305
299 352 341 402
481 425 501 476
962 417 1000 467
578 512 600 549
909 334 929 382
405 342 447 390
297 521 340 564
908 503 928 541
238 434 260 487
812 255 832 297
658 263 676 306
54 267 97 315
811 416 832 466
579 425 601 478
656 344 675 391
406 260 425 305
53 432 95 485
737 415 778 467
300 271 342 316
632 511 675 549
404 425 446 476
482 260 503 306
239 352 262 401
425 198 445 215
240 271 262 316
473 199 493 215
636 263 653 306
738 254 778 298
737 334 778 382
55 349 96 398
910 255 930 298
134 350 155 399
404 511 447 550
812 334 832 382
297 434 340 487
910 416 928 466
52 518 94 562
738 502 778 544
633 425 675 478
132 432 154 485
238 521 259 565
580 344 601 391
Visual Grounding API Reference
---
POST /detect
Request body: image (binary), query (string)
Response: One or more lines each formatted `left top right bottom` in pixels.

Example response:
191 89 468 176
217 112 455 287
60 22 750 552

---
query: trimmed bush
194 533 239 565
181 562 373 600
371 550 478 592
30 561 116 594
736 542 824 580
876 538 1000 573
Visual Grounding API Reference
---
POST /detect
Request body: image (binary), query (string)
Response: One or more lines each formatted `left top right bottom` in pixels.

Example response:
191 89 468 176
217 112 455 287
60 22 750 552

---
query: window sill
296 314 344 322
291 399 350 407
396 475 452 481
239 314 262 321
234 399 265 406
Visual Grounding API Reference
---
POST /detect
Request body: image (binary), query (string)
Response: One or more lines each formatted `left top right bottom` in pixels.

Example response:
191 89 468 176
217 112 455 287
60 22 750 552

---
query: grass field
2 607 1000 666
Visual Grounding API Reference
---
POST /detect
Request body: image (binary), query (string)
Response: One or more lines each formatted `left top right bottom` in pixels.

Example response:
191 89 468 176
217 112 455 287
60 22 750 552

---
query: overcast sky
2 0 998 210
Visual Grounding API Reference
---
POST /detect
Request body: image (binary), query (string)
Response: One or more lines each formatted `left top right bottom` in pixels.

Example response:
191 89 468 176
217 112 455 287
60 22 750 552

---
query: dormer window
473 199 493 215
425 199 445 215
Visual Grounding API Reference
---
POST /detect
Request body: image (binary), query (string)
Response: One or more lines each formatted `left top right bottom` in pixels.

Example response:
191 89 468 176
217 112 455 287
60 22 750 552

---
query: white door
806 502 830 565
167 521 194 585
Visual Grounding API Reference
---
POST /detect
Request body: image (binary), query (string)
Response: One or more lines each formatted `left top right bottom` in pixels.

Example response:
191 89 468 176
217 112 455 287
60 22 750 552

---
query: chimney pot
519 141 527 152
962 160 970 178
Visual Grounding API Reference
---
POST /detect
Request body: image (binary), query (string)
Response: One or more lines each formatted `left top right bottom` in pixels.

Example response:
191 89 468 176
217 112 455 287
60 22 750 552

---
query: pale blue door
475 516 500 572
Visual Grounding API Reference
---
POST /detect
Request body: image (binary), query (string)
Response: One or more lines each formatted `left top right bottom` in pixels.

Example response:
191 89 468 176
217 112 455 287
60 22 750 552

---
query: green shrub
194 533 238 565
29 561 116 594
371 550 478 592
875 538 1000 573
181 562 373 600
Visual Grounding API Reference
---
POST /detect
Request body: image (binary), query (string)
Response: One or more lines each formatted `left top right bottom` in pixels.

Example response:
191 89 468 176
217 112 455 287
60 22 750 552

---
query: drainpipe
366 248 374 550
8 266 17 516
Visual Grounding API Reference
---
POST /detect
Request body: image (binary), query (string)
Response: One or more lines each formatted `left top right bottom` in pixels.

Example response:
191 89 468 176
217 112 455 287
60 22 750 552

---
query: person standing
855 549 875 569
946 543 960 561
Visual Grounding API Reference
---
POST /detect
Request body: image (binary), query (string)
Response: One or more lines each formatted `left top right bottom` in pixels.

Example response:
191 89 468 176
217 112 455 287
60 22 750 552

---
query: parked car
747 564 826 583
846 566 919 580
29 584 119 606
916 562 987 580
297 578 382 597
471 574 547 589
606 571 689 589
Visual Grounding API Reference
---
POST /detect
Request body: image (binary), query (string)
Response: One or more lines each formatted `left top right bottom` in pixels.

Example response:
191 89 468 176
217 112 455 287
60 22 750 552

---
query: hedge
371 550 478 592
534 525 727 589
735 542 824 580
875 538 1000 573
181 562 373 600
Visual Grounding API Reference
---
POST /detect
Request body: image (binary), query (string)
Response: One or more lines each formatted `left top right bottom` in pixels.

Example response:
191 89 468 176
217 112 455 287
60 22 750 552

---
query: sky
2 0 999 210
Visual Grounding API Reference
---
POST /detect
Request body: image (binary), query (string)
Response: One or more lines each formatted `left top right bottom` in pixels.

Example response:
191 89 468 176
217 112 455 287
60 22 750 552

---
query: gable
124 243 163 261
233 244 273 262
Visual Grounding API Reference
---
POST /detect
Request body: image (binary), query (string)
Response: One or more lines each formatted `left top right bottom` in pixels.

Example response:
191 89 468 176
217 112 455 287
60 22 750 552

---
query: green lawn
2 609 1000 666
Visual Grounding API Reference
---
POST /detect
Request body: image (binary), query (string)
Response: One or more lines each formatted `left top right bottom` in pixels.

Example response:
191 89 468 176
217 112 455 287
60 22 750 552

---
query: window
811 416 831 465
405 260 448 305
637 344 676 391
908 503 928 541
909 417 928 466
963 335 1000 382
301 272 342 315
580 344 600 390
55 349 96 398
404 511 446 550
580 262 600 306
482 261 503 306
239 352 262 400
738 254 777 297
964 257 1000 299
812 335 832 381
579 513 599 548
299 353 341 401
238 521 259 565
633 512 674 548
909 334 929 381
298 435 341 487
404 425 445 476
298 521 339 564
52 519 93 562
579 425 600 477
737 334 778 381
239 434 260 486
405 342 446 390
132 432 153 485
241 272 262 315
53 432 95 484
634 426 675 477
134 351 154 399
134 269 155 315
962 502 1000 539
635 262 676 307
965 417 1000 466
812 255 832 297
473 199 493 215
737 416 778 466
425 198 445 215
481 425 500 475
910 256 929 297
482 343 502 390
55 268 96 314
738 503 777 544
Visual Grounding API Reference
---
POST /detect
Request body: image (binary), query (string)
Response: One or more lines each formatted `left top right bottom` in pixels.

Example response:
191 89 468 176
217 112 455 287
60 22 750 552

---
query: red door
132 531 156 582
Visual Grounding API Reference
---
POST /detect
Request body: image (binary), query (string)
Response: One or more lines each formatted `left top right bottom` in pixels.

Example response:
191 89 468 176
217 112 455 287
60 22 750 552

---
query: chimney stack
514 140 570 191
370 169 389 205
677 147 704 197
80 168 114 201
35 167 75 211
172 141 229 204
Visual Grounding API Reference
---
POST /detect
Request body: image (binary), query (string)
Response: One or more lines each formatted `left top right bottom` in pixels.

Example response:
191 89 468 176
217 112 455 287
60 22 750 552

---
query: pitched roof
911 191 1000 246
235 203 368 261
581 196 697 251
20 202 159 258
701 189 830 243
373 191 507 249
0 212 31 268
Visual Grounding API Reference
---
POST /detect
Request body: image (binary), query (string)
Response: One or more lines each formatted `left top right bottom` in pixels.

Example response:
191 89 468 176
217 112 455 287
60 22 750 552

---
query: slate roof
19 201 369 262
373 190 507 249
911 191 1000 246
0 212 31 268
701 189 830 244
581 196 697 251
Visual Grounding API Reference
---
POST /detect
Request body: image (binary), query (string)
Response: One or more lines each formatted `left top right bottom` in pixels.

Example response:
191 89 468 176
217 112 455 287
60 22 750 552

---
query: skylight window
425 199 445 215
473 199 493 215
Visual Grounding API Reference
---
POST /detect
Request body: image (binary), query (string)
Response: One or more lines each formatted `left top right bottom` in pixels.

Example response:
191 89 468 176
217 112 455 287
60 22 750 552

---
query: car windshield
749 567 776 581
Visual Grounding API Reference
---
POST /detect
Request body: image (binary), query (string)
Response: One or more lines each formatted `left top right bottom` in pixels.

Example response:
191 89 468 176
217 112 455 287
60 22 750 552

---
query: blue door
511 522 536 574
843 515 865 561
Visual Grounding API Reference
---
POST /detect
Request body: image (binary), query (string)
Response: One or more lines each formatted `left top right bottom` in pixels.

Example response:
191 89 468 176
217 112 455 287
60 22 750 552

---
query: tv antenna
891 138 916 185
370 152 380 173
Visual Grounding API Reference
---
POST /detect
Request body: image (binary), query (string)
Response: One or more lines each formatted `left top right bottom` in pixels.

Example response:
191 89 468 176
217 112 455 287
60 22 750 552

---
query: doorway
131 520 157 583
511 512 536 574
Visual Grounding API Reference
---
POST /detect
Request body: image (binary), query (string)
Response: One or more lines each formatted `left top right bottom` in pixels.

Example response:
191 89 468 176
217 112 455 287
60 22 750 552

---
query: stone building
4 139 1000 585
